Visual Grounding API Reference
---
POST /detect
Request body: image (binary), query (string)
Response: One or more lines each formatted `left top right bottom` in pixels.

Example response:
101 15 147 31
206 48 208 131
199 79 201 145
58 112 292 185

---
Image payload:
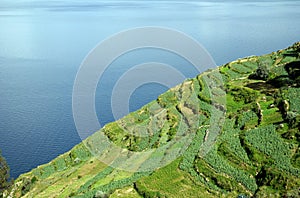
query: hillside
4 42 300 198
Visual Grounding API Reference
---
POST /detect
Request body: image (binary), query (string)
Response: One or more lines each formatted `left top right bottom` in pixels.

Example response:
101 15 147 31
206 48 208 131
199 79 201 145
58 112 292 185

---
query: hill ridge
5 42 300 198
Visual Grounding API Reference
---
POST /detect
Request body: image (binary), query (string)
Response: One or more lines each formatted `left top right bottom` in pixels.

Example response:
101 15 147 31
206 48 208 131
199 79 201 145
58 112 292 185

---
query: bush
0 150 12 196
285 111 298 128
285 61 300 80
94 190 108 198
20 177 32 196
250 63 270 80
230 87 259 104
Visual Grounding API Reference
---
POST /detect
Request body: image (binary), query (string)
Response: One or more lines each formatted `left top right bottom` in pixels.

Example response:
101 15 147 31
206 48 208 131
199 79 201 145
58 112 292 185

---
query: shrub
0 150 12 196
230 87 259 104
250 62 270 80
94 190 108 198
20 177 32 196
285 111 298 128
285 61 300 80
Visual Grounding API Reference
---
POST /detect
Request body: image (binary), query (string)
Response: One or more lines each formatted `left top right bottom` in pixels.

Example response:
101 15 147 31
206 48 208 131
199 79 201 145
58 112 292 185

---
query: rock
74 158 81 164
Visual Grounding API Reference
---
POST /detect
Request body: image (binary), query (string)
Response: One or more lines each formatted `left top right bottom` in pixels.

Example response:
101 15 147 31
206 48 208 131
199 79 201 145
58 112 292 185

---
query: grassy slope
5 42 300 198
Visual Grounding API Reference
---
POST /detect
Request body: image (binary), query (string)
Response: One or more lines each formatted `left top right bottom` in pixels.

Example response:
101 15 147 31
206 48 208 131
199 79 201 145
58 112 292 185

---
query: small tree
285 61 300 86
255 63 270 80
0 150 11 197
286 111 298 128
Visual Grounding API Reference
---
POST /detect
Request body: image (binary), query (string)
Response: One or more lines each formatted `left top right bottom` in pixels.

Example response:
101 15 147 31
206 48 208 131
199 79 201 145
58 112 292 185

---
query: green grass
135 159 217 198
286 87 300 112
244 125 299 175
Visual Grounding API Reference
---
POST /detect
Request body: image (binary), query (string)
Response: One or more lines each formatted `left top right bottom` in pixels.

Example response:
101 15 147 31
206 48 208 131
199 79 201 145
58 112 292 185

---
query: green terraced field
4 42 300 198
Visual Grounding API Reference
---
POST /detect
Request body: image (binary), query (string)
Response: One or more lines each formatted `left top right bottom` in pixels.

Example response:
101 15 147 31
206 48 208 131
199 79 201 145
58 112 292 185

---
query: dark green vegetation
0 150 12 198
4 42 300 198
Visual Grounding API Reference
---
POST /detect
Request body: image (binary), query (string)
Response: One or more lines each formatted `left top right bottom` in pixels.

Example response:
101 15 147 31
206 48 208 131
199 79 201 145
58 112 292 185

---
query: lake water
0 0 300 178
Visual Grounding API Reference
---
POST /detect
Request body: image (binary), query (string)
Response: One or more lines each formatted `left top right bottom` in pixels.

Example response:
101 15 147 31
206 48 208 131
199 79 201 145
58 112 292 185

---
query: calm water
0 0 300 178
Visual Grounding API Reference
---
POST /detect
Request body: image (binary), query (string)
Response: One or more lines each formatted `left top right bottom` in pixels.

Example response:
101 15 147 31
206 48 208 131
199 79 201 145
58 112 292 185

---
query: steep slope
4 42 300 198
